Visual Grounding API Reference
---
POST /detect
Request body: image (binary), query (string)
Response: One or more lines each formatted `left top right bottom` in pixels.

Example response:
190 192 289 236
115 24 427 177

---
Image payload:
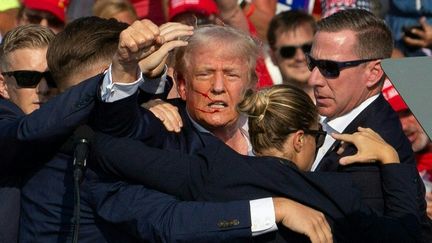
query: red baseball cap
23 0 69 23
382 79 409 112
168 0 219 21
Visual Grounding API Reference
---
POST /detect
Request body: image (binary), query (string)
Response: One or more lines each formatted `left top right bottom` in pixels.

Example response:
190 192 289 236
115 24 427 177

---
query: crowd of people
0 0 431 243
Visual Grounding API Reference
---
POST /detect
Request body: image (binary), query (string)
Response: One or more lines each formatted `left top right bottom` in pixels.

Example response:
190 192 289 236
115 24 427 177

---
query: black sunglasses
303 127 327 149
305 53 380 78
1 70 57 88
23 8 65 28
279 43 312 59
286 125 327 149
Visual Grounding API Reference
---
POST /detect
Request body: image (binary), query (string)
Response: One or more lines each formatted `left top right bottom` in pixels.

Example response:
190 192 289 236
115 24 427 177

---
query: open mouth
208 101 228 109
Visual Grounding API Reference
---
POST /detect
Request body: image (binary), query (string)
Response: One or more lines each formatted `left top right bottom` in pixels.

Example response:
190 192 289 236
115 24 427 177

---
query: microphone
72 125 94 243
73 125 94 176
73 138 89 173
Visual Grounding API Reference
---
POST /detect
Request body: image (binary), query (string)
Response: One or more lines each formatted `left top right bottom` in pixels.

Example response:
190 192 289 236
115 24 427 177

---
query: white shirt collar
311 94 379 171
324 94 379 133
187 111 254 156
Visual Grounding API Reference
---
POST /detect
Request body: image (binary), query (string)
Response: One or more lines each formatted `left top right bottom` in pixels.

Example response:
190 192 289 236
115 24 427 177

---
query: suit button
217 219 240 228
231 219 240 226
217 221 228 228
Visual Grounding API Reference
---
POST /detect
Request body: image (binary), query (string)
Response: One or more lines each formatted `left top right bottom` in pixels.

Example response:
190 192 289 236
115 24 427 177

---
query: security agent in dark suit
91 24 341 242
306 9 432 240
0 25 56 243
91 84 421 242
16 17 310 243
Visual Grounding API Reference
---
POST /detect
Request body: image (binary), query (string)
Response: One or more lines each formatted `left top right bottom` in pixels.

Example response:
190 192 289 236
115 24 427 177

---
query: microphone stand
72 138 89 243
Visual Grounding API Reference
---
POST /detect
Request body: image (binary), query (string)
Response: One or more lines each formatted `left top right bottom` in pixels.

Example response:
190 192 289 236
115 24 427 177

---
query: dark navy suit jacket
2 75 253 243
0 75 103 243
316 95 432 240
91 95 421 242
92 128 421 242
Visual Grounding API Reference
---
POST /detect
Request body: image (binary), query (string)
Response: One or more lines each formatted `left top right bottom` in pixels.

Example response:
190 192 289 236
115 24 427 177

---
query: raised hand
331 127 399 165
139 22 194 78
273 197 333 243
403 17 432 49
112 20 193 82
112 19 164 83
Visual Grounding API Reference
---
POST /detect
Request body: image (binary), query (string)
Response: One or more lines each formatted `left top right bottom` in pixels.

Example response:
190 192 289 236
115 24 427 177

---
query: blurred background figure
18 0 69 33
383 79 432 219
267 10 316 100
320 0 373 18
0 0 20 41
130 0 164 24
385 0 432 57
168 0 219 26
93 0 138 24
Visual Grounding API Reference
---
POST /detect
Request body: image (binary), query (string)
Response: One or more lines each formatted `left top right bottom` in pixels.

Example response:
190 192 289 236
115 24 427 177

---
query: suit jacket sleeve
93 132 211 200
334 163 421 242
91 91 170 147
83 169 252 242
0 74 103 172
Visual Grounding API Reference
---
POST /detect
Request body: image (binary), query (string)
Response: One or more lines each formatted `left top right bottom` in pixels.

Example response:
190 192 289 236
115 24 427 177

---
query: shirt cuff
139 65 168 95
250 197 278 236
101 64 143 102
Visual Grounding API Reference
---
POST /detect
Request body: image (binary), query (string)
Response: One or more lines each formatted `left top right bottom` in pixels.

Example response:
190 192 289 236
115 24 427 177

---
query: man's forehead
6 47 47 65
311 31 358 58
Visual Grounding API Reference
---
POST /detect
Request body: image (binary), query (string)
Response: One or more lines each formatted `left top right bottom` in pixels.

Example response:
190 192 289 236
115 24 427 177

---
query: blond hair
0 24 54 70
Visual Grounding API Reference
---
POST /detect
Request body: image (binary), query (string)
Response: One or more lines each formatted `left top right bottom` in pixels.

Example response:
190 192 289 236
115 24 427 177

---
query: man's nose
212 73 225 94
308 67 325 87
37 79 50 96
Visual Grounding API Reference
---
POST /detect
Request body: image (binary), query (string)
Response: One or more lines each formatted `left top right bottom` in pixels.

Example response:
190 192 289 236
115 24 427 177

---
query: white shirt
99 66 277 235
311 94 380 171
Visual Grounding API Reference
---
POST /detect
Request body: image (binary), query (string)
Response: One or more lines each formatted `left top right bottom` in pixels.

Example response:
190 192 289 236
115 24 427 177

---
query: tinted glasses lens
305 54 340 78
279 46 296 58
305 54 315 71
44 72 57 88
316 133 326 148
2 71 55 88
25 9 64 28
301 44 312 54
318 60 340 78
13 71 43 88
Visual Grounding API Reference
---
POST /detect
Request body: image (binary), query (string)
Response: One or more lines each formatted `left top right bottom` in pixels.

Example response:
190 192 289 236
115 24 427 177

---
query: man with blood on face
175 25 258 155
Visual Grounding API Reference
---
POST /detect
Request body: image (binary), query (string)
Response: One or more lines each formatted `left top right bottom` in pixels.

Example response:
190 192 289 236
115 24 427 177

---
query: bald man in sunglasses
267 10 316 99
306 9 432 240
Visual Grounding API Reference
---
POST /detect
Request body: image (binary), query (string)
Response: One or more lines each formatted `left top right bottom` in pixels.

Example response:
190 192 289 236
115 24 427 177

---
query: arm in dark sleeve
0 74 103 172
0 74 102 140
91 83 171 142
342 163 421 242
92 132 210 200
137 74 173 103
83 170 252 242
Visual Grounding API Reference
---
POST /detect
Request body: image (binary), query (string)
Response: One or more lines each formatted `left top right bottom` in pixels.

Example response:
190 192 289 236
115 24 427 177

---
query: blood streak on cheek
193 89 220 113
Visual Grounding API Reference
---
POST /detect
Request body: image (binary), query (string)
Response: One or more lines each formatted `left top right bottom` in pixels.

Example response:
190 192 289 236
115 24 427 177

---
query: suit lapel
316 95 386 171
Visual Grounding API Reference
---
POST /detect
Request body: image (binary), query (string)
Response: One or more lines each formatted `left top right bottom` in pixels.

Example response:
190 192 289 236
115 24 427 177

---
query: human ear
292 130 305 153
366 60 384 88
0 74 10 99
176 71 187 101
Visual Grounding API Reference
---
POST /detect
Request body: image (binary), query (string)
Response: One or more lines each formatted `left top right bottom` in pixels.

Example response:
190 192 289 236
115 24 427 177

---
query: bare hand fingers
153 105 182 132
138 40 188 73
159 22 194 36
403 36 427 47
142 100 183 132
